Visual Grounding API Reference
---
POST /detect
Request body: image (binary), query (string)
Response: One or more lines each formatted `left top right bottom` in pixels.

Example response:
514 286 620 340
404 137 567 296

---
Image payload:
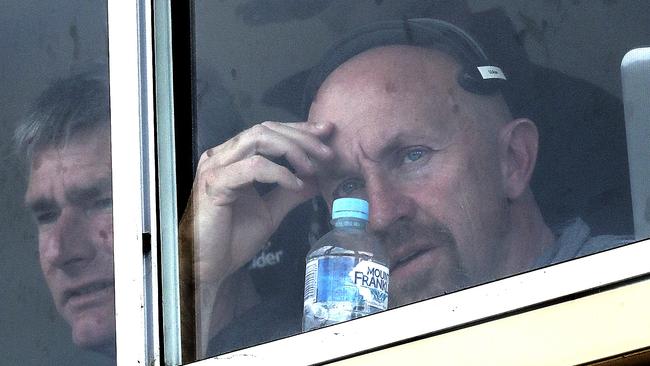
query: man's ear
498 118 539 200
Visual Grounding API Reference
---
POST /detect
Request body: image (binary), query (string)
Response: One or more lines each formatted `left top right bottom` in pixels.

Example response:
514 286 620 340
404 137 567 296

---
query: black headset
302 18 507 118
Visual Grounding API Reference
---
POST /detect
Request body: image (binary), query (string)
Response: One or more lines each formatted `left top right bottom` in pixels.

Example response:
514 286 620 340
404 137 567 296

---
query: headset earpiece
458 64 507 95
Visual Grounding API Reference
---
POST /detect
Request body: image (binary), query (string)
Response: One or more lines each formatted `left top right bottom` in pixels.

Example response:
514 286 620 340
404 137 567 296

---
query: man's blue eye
404 149 424 163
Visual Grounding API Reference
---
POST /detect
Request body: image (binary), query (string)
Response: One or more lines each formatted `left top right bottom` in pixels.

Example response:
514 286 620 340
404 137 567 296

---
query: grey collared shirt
534 218 633 268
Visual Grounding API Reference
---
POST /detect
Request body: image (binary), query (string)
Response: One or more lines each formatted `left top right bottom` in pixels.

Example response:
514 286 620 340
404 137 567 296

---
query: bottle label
305 256 389 310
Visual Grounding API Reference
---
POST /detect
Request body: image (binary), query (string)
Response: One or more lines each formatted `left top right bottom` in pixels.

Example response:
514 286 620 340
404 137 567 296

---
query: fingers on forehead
200 122 331 170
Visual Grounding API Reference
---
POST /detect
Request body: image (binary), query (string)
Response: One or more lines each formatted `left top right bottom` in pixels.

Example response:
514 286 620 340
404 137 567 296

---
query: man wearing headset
182 19 629 354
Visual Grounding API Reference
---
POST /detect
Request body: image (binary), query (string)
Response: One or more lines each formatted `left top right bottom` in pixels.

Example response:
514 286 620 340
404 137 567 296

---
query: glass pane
182 0 649 360
0 1 115 365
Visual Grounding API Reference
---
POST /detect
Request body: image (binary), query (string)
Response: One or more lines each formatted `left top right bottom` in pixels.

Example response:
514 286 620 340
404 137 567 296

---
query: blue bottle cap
332 198 369 221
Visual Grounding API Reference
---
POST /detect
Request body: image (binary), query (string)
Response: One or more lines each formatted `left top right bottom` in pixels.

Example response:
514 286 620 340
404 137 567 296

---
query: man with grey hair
15 69 116 358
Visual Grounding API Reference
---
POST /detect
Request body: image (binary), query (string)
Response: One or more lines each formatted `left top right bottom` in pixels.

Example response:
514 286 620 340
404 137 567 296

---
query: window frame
195 241 650 365
107 0 160 364
329 275 650 365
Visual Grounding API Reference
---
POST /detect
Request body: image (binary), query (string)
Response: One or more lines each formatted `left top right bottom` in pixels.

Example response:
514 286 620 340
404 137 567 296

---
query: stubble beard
378 218 472 309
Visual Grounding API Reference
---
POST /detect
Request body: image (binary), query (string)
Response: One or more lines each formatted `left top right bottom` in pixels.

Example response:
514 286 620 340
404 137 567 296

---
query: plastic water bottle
302 197 389 331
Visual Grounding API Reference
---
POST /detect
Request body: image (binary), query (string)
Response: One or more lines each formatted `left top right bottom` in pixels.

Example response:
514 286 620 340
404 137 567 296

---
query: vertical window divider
152 0 185 364
107 0 158 364
140 0 162 363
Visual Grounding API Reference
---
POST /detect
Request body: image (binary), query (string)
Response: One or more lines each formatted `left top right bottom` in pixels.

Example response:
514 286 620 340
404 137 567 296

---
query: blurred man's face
310 46 513 307
25 127 115 355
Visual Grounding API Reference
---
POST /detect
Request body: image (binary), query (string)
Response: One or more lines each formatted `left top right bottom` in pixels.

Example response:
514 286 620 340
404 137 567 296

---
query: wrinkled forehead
26 127 112 193
308 47 473 174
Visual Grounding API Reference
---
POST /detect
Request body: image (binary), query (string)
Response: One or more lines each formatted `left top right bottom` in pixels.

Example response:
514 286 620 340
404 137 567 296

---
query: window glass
0 1 115 365
183 0 650 360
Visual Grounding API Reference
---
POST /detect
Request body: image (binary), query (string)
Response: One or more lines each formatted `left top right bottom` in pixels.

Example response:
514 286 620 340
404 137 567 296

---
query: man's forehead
309 46 461 126
308 46 474 184
308 46 464 130
32 124 109 160
317 45 460 92
25 130 111 204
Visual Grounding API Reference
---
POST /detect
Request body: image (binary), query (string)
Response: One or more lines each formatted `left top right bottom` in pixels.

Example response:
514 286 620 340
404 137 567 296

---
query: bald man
182 19 629 355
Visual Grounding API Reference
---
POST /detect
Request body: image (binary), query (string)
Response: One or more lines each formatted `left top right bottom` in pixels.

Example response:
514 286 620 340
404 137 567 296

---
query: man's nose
365 174 414 232
42 208 96 271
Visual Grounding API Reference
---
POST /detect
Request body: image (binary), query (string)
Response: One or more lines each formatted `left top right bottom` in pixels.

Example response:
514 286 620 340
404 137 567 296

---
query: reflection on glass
1 1 114 365
17 69 115 358
186 0 645 360
16 69 116 362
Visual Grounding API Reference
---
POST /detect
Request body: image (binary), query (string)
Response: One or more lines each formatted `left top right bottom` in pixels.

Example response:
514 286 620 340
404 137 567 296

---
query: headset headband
302 18 507 118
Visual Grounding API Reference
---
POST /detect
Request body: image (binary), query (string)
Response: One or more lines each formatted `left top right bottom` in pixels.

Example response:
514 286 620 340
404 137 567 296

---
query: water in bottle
302 197 389 331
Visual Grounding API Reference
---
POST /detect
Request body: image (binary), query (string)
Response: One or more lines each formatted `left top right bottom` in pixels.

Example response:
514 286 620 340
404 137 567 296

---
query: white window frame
330 275 650 365
108 0 650 365
108 0 161 365
196 242 650 365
